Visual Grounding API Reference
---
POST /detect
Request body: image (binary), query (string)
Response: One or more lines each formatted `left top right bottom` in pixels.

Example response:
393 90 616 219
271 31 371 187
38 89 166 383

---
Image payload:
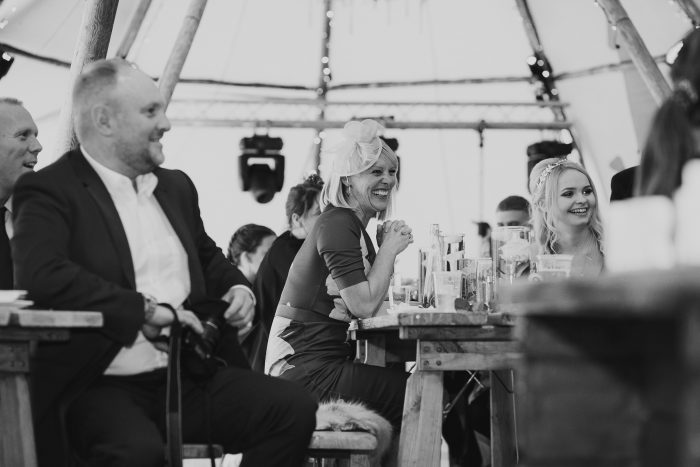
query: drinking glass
533 254 573 281
475 258 494 311
492 226 532 292
433 271 462 312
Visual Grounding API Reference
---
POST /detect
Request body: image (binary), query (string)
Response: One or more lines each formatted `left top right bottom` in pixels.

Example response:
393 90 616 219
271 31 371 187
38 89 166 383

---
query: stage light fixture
239 135 285 204
0 51 14 81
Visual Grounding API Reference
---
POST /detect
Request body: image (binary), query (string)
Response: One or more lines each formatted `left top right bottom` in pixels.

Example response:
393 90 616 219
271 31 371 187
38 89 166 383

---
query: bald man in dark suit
12 59 315 467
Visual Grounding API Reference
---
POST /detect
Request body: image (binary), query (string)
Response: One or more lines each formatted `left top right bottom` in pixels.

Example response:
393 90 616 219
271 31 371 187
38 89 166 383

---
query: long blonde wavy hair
528 157 604 255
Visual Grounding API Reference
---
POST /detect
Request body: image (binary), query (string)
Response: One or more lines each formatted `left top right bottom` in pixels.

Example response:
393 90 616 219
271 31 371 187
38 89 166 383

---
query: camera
181 298 229 379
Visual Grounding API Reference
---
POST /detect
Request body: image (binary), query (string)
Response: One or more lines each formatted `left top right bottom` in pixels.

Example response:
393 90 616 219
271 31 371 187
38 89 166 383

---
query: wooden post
116 0 153 59
675 0 700 27
596 0 672 105
54 0 120 156
158 0 209 107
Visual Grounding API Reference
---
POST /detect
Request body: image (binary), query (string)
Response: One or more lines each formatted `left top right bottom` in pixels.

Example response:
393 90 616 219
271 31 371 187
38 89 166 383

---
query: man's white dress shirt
83 149 190 375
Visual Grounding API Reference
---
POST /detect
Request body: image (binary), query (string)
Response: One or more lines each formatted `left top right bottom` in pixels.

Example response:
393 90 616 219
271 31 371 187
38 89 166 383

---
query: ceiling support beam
116 0 153 59
169 119 571 131
674 0 700 27
54 0 119 155
159 0 208 107
596 0 671 105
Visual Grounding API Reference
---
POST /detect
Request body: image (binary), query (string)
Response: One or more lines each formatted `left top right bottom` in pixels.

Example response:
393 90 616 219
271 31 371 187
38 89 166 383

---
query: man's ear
91 104 114 136
290 212 301 229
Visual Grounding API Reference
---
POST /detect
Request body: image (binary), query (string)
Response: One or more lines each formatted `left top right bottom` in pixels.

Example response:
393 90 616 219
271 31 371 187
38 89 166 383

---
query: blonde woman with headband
264 120 412 437
529 157 604 278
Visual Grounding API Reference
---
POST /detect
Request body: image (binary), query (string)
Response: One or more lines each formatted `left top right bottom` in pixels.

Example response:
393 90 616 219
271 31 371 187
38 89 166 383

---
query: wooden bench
306 430 378 467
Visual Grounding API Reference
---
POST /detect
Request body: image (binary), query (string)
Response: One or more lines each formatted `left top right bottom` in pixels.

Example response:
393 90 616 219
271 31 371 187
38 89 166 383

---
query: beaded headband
535 159 566 192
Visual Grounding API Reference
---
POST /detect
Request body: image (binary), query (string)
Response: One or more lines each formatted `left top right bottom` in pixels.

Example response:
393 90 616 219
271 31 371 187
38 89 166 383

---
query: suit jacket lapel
153 174 199 277
68 150 136 289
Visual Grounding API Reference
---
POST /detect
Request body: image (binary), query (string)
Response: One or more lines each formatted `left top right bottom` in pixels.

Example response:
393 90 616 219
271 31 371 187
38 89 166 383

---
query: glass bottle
421 223 442 307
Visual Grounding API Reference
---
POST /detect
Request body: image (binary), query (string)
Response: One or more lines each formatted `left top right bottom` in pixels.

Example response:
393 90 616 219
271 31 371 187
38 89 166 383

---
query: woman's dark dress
265 205 407 428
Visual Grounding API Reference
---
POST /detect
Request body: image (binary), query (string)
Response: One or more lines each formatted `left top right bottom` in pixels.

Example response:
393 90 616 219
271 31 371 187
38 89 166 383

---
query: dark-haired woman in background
227 223 277 284
254 174 324 334
637 28 700 196
225 223 276 370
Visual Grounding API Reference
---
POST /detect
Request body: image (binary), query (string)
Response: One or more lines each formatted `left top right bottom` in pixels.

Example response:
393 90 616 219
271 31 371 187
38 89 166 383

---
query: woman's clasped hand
377 219 413 251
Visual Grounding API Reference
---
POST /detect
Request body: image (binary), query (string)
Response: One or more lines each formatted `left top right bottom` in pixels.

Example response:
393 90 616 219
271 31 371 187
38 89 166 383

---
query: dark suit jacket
11 149 248 466
610 166 638 201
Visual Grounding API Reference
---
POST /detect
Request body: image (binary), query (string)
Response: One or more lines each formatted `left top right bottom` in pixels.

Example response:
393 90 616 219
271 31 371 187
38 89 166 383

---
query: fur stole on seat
315 400 394 467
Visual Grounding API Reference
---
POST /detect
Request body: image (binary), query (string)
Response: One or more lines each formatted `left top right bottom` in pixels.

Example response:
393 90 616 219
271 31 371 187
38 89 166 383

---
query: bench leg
0 341 37 467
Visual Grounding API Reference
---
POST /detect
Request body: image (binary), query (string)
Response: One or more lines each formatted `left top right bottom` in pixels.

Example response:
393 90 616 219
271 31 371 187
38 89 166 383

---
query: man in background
495 195 531 227
0 97 41 288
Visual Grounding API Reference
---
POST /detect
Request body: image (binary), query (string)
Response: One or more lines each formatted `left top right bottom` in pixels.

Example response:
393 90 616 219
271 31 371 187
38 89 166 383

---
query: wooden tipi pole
158 0 208 107
116 0 153 59
596 0 672 104
54 0 119 155
674 0 700 27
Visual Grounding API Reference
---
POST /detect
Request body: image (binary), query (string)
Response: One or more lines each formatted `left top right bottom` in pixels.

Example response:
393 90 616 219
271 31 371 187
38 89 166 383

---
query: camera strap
161 303 183 467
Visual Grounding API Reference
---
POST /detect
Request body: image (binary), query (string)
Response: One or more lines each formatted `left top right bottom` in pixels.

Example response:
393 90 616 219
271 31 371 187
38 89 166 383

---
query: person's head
320 120 399 223
286 173 324 239
495 195 531 227
227 224 276 282
637 28 700 197
0 98 42 204
72 58 171 180
529 157 603 254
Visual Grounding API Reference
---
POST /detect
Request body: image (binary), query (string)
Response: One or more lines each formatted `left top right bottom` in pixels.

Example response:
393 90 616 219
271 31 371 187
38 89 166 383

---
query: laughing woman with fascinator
529 157 604 278
265 119 412 431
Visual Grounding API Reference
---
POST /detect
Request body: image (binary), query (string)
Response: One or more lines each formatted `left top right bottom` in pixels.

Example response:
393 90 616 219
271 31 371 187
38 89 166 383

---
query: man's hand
142 304 204 339
221 287 255 331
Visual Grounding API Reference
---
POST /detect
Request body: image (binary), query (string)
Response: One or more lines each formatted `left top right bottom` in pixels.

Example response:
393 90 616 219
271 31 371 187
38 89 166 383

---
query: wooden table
505 267 700 467
348 311 520 467
0 307 102 467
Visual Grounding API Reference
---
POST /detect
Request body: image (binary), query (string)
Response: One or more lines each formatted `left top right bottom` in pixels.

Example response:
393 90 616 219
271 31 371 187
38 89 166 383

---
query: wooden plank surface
398 311 488 326
350 311 488 332
12 310 103 328
0 328 70 342
504 267 700 317
400 325 515 341
417 340 522 371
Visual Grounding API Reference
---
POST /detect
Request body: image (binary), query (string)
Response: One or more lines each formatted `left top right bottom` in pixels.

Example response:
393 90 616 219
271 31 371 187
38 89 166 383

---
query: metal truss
167 98 571 130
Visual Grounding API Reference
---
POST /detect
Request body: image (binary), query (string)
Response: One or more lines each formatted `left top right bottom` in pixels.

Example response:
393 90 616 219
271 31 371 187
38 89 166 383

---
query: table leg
398 370 443 467
490 370 517 467
0 341 37 467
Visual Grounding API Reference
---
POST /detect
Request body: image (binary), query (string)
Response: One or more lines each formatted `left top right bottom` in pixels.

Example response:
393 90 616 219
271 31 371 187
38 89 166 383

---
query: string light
526 51 557 102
